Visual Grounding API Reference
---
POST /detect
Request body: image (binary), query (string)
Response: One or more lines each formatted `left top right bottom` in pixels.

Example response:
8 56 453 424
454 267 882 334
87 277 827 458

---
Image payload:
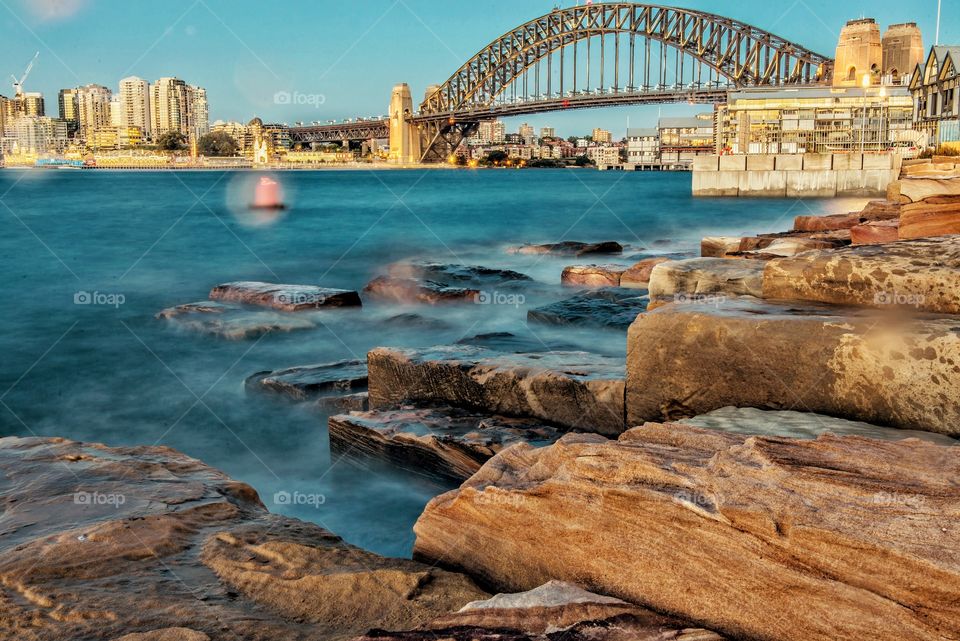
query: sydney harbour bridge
288 3 834 162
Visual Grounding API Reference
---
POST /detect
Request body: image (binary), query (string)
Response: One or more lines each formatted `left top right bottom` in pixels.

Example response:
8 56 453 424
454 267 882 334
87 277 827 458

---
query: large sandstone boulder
762 235 960 314
386 261 531 286
793 212 861 232
647 258 765 309
850 219 899 245
367 346 625 435
328 407 564 482
619 257 669 288
898 196 960 239
209 282 362 311
889 176 960 202
351 581 725 641
0 437 486 641
413 422 960 641
560 264 628 287
625 297 960 434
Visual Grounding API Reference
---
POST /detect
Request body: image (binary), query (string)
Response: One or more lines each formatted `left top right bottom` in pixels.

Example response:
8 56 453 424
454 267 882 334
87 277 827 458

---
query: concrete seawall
692 153 903 198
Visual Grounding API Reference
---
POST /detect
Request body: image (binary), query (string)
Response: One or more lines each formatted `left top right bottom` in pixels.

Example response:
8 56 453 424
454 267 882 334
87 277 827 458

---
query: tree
198 131 239 157
573 155 594 167
157 131 187 151
483 150 509 165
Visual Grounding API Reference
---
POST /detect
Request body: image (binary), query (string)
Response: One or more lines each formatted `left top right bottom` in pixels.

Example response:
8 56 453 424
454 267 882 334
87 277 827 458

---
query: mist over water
0 168 868 557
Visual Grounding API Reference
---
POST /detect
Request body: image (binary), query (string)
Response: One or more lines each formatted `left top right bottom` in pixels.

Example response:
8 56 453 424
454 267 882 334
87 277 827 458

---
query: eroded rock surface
386 261 531 286
560 264 628 287
328 407 564 482
245 360 368 401
619 257 669 288
156 301 315 340
0 437 487 641
647 258 765 309
363 276 480 305
527 289 647 329
367 346 625 434
762 235 960 314
626 297 960 434
413 423 960 641
850 219 899 245
209 282 362 311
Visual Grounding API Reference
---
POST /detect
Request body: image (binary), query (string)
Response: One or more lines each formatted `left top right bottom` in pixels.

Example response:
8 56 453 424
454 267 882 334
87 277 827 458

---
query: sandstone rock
619 257 669 288
647 258 765 304
898 198 960 239
890 177 960 203
527 289 648 329
700 236 742 258
792 213 861 232
209 282 362 311
157 301 316 340
363 276 480 305
383 313 451 330
386 261 531 286
626 297 960 434
507 241 623 256
413 422 960 641
762 235 960 314
352 581 724 641
367 346 625 435
245 360 368 401
328 407 564 482
850 219 900 244
316 392 370 413
560 264 628 287
0 437 487 641
455 331 580 353
859 199 903 219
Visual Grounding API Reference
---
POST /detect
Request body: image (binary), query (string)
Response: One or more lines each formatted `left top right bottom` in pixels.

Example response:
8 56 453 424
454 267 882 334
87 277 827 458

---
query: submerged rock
560 264 628 287
245 360 368 401
413 422 960 641
363 276 480 305
156 301 315 340
387 261 531 286
626 297 960 434
507 241 623 256
762 235 960 314
0 436 487 641
352 580 725 641
328 406 564 482
209 281 362 311
367 345 626 435
455 331 579 353
527 289 648 329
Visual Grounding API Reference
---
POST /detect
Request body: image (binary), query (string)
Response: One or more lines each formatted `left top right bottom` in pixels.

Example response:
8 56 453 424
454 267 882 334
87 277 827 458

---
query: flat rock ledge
386 261 532 286
647 258 765 310
156 301 316 340
245 360 368 402
367 345 626 435
0 436 487 641
763 235 960 314
363 276 480 305
328 406 564 482
560 264 629 287
506 241 623 256
626 297 960 435
352 580 724 641
209 282 362 311
413 422 960 641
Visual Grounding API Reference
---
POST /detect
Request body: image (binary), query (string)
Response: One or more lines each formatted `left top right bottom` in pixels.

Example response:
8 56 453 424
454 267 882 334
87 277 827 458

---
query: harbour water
0 168 869 557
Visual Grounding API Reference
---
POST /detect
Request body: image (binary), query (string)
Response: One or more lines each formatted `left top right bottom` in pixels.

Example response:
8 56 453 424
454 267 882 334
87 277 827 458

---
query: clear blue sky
0 0 952 137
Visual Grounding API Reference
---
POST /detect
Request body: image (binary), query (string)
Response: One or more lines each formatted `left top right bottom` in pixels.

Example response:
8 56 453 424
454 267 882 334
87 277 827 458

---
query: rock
681 406 958 445
316 392 370 413
700 236 743 258
328 407 564 482
625 297 960 434
506 241 623 256
363 276 480 305
619 257 669 288
156 301 316 340
889 177 960 202
386 261 531 286
850 219 900 245
646 258 765 310
859 199 903 219
762 235 960 314
455 331 579 353
367 346 625 435
527 289 648 329
383 313 451 330
245 360 368 401
209 282 362 311
734 233 850 258
898 198 960 239
0 436 487 641
352 581 725 641
560 264 628 287
792 213 861 232
413 422 960 641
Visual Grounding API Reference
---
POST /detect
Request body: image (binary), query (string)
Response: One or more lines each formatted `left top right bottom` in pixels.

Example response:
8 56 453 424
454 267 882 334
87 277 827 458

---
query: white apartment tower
118 76 152 137
75 84 112 140
151 77 208 140
189 86 209 137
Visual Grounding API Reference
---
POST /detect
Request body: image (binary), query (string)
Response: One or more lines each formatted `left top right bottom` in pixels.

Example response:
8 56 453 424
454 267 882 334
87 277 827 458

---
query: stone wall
692 153 902 197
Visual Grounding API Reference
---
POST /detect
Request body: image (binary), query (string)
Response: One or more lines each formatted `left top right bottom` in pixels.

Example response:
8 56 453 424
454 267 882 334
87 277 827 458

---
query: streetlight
879 85 887 152
861 73 871 153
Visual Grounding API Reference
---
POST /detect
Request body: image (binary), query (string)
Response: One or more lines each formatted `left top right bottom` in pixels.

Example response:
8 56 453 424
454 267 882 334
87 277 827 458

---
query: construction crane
11 52 39 97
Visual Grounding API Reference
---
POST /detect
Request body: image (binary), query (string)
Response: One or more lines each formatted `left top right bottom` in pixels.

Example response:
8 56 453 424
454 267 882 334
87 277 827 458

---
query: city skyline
0 0 952 136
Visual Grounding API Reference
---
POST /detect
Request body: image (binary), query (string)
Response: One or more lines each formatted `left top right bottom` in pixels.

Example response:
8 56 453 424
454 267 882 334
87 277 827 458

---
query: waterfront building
658 114 714 165
151 77 208 139
118 77 152 137
540 126 556 139
0 95 10 133
882 23 924 85
625 128 659 163
58 88 79 135
472 119 505 144
586 145 620 166
715 86 920 154
76 84 113 141
109 95 122 127
243 118 290 160
592 128 613 143
87 126 119 150
1 115 68 155
16 92 45 117
189 86 209 138
518 123 536 144
910 46 960 147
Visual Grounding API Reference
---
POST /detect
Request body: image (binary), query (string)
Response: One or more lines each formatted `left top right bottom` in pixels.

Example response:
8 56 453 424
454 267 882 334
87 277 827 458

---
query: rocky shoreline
4 156 960 640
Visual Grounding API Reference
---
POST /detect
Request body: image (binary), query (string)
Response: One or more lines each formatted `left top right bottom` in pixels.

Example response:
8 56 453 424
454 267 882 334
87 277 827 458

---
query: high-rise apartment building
58 88 79 129
76 84 113 141
540 126 556 139
518 122 536 144
118 76 152 137
592 128 613 143
189 86 209 137
151 77 209 140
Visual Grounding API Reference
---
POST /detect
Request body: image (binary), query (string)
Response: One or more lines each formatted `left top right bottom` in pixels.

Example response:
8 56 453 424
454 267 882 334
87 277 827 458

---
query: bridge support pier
388 83 421 164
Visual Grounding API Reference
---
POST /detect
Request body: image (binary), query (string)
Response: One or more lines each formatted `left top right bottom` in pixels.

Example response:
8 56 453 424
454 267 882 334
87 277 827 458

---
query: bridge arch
419 3 833 117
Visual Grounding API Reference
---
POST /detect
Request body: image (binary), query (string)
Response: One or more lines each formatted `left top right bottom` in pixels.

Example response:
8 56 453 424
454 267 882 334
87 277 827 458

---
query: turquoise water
0 168 868 557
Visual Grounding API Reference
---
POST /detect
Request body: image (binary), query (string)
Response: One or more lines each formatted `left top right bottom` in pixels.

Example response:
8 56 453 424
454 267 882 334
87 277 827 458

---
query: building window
847 66 857 82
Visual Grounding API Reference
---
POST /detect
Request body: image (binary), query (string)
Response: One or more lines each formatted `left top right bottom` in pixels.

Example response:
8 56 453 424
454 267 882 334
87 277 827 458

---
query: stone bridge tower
388 83 421 164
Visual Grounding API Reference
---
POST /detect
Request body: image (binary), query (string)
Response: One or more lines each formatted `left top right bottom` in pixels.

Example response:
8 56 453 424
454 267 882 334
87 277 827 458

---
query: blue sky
0 0 952 137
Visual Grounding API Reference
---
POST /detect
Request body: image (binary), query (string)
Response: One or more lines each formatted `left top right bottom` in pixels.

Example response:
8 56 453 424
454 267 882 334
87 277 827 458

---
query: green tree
157 131 187 151
198 131 239 157
484 150 509 165
573 155 594 167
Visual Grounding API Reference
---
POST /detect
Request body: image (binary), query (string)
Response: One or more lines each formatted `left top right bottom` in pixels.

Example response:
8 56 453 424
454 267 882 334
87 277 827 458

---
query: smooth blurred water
0 168 869 557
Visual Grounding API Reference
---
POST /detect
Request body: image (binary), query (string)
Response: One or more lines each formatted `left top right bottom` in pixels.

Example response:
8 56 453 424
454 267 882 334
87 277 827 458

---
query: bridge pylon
388 83 421 165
